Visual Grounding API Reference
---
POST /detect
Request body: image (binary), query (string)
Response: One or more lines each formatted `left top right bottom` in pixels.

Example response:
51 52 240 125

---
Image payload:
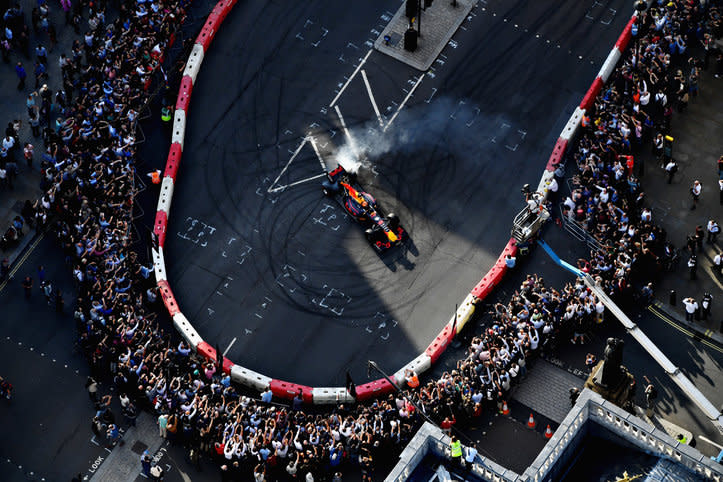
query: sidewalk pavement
512 358 585 425
642 65 723 343
374 0 476 71
0 1 85 270
632 405 694 447
89 412 166 482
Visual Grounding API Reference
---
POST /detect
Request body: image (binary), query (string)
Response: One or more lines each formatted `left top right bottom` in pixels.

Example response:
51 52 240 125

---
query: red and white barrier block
535 12 641 204
154 0 643 405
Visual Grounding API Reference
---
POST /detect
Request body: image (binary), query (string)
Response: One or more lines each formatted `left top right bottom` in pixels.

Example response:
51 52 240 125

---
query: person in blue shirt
15 62 26 89
106 423 120 447
141 450 152 476
292 390 304 410
329 443 343 467
34 61 46 89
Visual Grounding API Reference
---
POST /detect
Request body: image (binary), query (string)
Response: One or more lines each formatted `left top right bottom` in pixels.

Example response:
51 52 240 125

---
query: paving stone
374 0 477 71
90 412 164 482
512 359 584 424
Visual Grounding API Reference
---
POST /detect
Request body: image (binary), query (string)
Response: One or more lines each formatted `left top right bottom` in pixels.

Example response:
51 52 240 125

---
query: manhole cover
130 440 148 455
388 32 402 47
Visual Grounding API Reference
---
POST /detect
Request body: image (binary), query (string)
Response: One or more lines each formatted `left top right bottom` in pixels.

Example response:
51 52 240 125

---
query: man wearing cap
688 254 697 280
701 293 713 321
141 450 152 477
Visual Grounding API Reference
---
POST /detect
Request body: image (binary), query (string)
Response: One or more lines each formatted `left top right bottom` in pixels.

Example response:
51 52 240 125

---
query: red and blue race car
322 165 408 253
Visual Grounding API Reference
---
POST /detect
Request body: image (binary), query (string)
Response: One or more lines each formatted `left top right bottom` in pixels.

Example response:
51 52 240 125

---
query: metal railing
558 204 603 253
582 273 723 437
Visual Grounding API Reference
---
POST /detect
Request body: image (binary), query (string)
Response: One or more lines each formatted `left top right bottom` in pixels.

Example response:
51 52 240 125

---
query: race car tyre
387 213 399 229
322 187 331 197
365 228 376 241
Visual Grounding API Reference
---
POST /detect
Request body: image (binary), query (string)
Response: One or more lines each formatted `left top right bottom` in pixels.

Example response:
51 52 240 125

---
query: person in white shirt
464 444 478 472
664 159 677 183
690 180 702 210
641 208 652 223
2 134 15 151
683 297 698 322
706 219 719 243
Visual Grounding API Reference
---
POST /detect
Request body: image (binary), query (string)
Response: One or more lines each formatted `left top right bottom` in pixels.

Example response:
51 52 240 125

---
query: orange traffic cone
527 413 536 429
501 401 510 415
544 424 554 439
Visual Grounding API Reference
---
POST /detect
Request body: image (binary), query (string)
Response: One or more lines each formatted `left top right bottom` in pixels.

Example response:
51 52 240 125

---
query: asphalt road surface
0 235 99 482
163 0 635 387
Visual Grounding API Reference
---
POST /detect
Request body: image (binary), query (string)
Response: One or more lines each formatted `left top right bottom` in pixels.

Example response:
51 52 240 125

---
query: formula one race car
322 165 408 253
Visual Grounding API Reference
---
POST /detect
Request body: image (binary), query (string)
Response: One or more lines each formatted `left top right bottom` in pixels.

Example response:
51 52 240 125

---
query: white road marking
334 105 360 158
330 49 373 107
361 70 384 128
267 137 309 193
268 173 326 193
222 337 237 356
308 136 327 171
384 74 425 132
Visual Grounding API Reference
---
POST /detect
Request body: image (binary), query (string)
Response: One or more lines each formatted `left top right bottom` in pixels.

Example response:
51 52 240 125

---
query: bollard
403 28 418 51
669 290 676 306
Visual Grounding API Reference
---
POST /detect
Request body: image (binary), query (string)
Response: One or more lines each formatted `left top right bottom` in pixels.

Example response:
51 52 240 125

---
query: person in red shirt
440 415 456 435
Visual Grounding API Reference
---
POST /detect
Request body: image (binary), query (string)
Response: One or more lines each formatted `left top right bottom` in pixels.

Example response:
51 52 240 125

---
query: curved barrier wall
154 2 639 404
535 10 640 203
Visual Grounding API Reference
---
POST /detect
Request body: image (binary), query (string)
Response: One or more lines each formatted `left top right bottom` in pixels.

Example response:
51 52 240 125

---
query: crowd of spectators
561 0 721 304
93 274 605 482
0 0 719 481
1 0 176 248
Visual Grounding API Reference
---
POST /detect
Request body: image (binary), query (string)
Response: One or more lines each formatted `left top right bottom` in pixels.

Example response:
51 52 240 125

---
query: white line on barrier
361 70 384 127
384 74 425 133
223 337 237 356
329 49 373 108
334 105 360 158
